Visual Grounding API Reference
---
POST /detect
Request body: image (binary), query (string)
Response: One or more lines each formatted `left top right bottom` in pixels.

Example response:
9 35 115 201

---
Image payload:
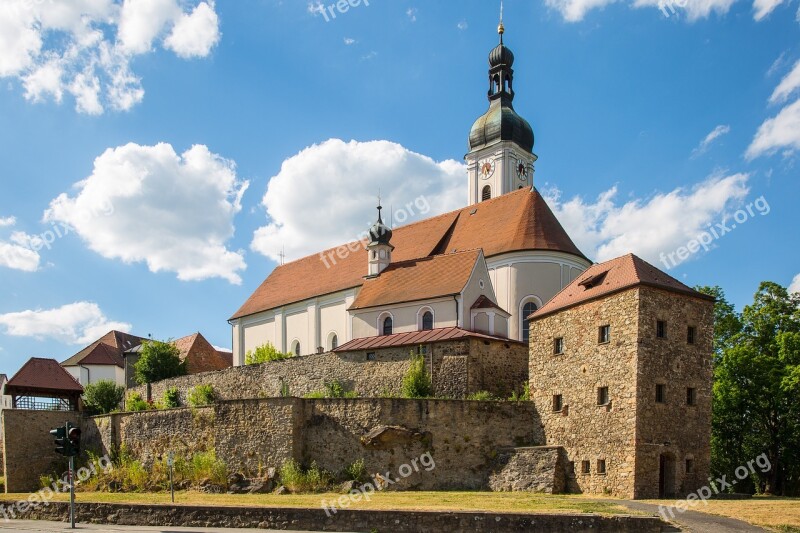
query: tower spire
499 1 505 43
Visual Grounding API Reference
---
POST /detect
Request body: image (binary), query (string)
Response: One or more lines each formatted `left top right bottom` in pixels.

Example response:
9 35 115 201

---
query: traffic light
67 423 81 457
50 423 81 457
50 426 69 456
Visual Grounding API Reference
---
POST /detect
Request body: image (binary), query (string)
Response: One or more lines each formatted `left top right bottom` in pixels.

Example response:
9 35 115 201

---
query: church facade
229 24 591 364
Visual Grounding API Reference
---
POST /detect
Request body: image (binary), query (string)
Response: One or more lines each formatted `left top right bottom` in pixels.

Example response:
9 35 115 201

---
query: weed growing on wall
304 379 358 399
187 384 216 407
161 387 181 408
401 352 432 399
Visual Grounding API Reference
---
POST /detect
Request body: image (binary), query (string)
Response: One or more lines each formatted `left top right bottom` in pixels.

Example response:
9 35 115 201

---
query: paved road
618 501 767 533
0 521 340 533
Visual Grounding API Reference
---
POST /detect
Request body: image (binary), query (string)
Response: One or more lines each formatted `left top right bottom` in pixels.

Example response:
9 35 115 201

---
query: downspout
453 295 460 328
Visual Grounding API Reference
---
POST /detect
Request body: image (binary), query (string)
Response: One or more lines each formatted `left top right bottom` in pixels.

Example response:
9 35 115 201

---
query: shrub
401 352 432 399
134 340 186 385
162 387 181 409
187 384 215 407
245 342 291 365
126 392 150 412
279 381 291 398
467 390 497 401
344 458 367 482
509 382 531 402
279 460 332 493
83 379 125 414
304 380 357 399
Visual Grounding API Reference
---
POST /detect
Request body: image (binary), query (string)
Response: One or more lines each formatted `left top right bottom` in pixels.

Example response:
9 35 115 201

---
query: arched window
521 302 538 343
422 311 434 331
291 340 301 356
482 186 491 202
328 333 338 350
383 316 393 336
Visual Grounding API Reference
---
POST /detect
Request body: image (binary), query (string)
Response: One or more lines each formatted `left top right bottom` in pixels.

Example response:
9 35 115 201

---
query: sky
0 0 798 375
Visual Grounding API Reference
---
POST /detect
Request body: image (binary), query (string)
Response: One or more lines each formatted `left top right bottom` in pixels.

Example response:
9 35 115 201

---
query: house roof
173 333 232 374
530 253 715 320
5 358 83 394
349 250 482 311
333 326 519 352
231 188 587 319
61 330 147 368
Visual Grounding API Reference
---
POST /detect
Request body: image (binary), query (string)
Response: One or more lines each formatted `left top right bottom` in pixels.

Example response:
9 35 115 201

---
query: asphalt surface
617 500 768 533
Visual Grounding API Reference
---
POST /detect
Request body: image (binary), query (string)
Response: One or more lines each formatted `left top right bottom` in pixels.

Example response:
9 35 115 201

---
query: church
229 21 592 363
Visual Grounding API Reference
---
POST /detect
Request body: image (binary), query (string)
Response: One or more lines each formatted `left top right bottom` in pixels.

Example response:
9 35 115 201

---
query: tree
245 342 291 365
83 379 124 414
696 285 743 362
134 340 187 385
709 282 800 496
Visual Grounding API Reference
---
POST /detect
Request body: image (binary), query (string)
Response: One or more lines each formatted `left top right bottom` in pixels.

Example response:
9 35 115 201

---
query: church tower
365 205 394 278
466 19 538 205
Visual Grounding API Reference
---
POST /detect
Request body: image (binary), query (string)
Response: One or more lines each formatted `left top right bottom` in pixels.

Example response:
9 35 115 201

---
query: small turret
366 205 394 277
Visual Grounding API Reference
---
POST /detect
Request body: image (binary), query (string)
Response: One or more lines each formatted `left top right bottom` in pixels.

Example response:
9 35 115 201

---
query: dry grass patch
643 496 800 531
3 491 643 515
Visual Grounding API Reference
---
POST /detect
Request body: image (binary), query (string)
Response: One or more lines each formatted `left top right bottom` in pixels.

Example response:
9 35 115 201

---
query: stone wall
2 409 80 492
529 289 642 498
76 398 546 492
0 500 666 532
489 446 567 493
130 338 528 405
633 287 714 499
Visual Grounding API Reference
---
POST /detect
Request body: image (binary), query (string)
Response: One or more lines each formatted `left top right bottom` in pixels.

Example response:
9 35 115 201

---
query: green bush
303 379 357 399
279 460 332 493
245 342 291 365
467 390 497 401
162 387 181 409
401 352 432 399
344 458 367 482
134 340 186 384
126 392 150 412
187 384 215 407
509 382 531 402
83 379 125 414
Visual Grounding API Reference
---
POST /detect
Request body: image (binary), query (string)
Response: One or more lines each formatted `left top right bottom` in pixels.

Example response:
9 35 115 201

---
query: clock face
478 158 496 180
516 159 529 180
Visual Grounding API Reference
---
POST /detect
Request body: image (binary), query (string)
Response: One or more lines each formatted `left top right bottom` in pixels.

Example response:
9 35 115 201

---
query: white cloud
251 139 464 263
546 0 617 22
746 99 800 159
44 142 248 284
769 59 800 105
344 38 357 45
550 0 759 22
457 20 469 30
753 0 787 19
0 218 41 272
790 273 800 294
407 8 418 22
0 302 131 345
692 125 731 157
543 173 751 265
0 0 220 114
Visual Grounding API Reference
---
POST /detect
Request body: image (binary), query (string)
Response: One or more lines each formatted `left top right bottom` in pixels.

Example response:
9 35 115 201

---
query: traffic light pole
69 450 75 529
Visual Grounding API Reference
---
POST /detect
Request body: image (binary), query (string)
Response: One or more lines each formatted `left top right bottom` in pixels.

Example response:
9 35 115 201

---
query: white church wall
351 297 458 338
320 301 347 351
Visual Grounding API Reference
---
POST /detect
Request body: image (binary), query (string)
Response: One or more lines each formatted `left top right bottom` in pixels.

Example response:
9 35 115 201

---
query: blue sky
0 0 798 375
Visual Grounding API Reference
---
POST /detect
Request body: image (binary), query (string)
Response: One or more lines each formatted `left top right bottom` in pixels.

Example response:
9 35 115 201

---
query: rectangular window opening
656 384 666 403
598 325 610 344
657 320 666 339
552 394 563 412
597 459 606 474
581 460 591 474
597 386 609 406
686 459 695 474
366 352 376 361
553 337 564 355
687 387 696 406
687 326 696 345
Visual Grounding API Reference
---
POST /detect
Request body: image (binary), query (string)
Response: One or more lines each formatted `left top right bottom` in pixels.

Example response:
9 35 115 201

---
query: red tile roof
5 358 83 394
231 188 587 319
61 330 146 368
471 294 507 313
350 250 482 311
173 333 232 374
333 327 520 352
531 253 714 320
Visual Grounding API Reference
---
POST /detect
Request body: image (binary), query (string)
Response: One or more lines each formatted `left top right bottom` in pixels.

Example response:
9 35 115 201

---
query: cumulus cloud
44 142 248 284
692 125 731 157
543 173 751 265
746 100 800 160
769 59 800 105
753 0 788 19
251 139 464 263
0 217 41 272
546 0 618 22
0 0 220 114
0 302 131 345
790 274 800 294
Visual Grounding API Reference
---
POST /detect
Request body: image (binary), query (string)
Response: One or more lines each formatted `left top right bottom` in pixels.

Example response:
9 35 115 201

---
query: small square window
553 394 563 412
581 460 591 474
598 325 610 344
366 352 376 361
597 386 609 406
657 320 666 339
656 384 666 403
597 459 606 474
686 459 695 474
687 326 696 345
687 387 696 406
553 337 564 355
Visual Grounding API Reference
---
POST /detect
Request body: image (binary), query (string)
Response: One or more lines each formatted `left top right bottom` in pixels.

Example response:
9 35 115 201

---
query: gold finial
498 1 505 41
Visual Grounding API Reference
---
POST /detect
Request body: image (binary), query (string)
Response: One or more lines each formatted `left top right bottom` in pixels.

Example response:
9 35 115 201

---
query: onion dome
368 206 393 246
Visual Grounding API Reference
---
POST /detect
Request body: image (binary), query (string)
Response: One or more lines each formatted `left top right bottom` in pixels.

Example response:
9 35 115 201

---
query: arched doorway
659 453 676 498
